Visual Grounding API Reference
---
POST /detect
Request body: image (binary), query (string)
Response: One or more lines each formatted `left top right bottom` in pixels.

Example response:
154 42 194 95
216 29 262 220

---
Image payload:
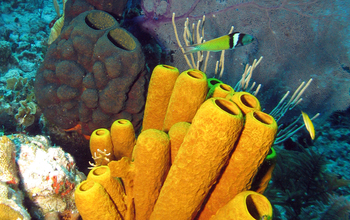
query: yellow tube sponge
162 69 208 132
142 64 179 131
150 98 244 220
206 83 234 99
75 180 122 220
210 191 273 220
90 128 115 165
198 110 277 219
168 121 191 164
133 129 171 220
87 166 126 217
110 119 136 160
108 157 135 220
227 91 261 114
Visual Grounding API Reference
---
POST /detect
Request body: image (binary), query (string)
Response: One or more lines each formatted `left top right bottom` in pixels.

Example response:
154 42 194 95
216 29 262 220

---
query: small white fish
301 111 315 140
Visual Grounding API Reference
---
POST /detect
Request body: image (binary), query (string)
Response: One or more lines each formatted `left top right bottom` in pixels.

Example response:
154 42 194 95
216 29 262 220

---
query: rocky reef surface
0 0 61 134
0 0 349 219
0 134 85 219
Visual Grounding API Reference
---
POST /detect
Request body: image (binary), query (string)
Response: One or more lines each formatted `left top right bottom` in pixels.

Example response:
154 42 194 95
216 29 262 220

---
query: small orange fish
64 123 90 140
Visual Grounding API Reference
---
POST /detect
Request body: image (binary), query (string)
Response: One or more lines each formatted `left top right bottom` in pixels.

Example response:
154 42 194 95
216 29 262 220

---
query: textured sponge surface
35 10 146 135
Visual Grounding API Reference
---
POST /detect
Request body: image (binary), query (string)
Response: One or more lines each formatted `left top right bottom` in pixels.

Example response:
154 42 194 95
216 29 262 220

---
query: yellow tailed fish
184 32 254 54
301 111 315 140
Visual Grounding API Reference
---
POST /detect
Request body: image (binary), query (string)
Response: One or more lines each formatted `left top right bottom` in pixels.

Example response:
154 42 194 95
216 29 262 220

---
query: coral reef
35 10 147 135
0 73 40 133
14 100 37 128
1 0 349 219
0 136 18 185
13 134 86 219
265 145 350 219
0 133 86 220
0 40 13 69
0 0 48 74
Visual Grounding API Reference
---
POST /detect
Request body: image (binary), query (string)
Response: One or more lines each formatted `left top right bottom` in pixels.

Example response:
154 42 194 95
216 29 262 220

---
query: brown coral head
35 10 147 135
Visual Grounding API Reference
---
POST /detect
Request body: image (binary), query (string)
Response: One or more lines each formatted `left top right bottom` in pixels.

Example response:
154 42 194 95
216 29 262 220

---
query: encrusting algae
75 63 276 220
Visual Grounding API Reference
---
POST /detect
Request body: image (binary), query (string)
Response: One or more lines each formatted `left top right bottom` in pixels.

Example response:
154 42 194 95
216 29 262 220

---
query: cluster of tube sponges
74 64 278 220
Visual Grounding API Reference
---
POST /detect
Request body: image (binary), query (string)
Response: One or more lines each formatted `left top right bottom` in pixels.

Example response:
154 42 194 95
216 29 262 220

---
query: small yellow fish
184 32 254 54
301 111 315 140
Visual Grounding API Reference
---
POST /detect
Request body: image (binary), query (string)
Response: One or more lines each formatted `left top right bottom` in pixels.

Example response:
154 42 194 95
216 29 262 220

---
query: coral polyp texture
0 136 18 185
35 10 146 135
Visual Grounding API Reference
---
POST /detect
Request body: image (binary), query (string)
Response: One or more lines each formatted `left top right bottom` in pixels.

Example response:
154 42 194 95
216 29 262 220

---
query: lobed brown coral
35 10 147 135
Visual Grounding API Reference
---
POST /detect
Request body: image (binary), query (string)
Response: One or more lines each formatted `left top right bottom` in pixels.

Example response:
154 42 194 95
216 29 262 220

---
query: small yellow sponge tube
227 91 261 114
75 180 122 220
87 166 126 218
168 121 191 164
90 128 115 165
133 129 171 220
206 83 234 99
198 110 277 219
210 191 273 220
142 64 179 131
150 98 244 220
110 119 136 160
162 69 208 132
